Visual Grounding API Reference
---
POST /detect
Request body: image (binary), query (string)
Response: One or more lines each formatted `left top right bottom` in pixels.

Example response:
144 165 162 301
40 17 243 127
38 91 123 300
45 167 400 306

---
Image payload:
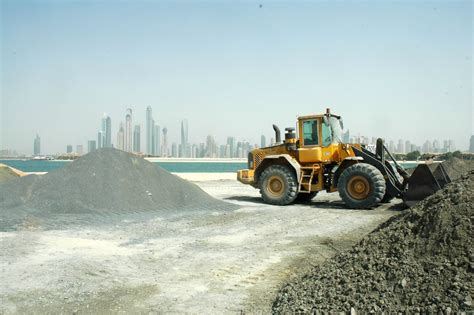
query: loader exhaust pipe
273 124 281 144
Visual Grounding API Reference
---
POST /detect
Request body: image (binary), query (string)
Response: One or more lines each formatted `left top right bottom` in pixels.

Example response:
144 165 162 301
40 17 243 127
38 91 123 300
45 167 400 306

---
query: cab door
298 118 323 163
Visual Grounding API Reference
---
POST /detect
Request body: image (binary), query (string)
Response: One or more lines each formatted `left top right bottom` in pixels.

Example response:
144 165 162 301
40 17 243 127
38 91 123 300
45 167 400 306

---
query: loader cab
299 117 333 147
296 112 343 163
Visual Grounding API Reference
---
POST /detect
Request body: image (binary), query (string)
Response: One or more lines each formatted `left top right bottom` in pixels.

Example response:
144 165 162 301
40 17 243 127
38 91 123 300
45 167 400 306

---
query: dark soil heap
0 148 237 230
273 171 473 313
442 157 474 181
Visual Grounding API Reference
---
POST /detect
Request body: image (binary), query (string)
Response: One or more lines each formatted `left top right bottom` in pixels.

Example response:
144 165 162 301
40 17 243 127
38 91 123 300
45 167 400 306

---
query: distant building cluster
23 106 267 158
344 129 459 154
1 115 471 158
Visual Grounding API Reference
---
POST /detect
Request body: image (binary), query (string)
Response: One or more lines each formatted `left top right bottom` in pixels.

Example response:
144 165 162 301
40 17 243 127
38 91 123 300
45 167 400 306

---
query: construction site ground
0 178 399 314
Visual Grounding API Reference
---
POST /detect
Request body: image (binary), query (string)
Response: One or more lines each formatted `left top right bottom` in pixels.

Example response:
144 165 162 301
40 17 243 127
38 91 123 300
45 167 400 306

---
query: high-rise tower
154 125 161 156
180 119 188 146
117 122 125 151
260 135 266 148
33 134 41 156
226 137 235 158
105 115 112 147
97 131 103 149
181 119 189 157
133 125 141 152
162 127 168 157
99 114 112 148
125 109 133 152
146 106 153 154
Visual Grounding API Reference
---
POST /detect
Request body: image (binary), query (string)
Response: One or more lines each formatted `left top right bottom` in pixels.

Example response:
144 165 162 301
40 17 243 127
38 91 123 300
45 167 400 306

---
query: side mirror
339 118 344 130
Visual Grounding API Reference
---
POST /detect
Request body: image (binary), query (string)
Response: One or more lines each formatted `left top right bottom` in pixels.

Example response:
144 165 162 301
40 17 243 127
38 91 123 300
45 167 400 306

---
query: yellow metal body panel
298 147 323 163
237 169 255 185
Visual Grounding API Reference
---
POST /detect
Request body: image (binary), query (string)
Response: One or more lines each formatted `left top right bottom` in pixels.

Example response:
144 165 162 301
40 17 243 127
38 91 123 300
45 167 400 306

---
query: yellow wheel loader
237 109 451 209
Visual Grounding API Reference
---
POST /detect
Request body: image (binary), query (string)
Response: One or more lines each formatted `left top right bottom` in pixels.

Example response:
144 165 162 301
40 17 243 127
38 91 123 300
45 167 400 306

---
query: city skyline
1 1 472 154
8 104 468 158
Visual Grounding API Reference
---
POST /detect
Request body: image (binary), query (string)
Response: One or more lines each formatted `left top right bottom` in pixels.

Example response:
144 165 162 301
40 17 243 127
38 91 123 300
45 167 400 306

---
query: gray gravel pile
0 148 236 230
0 165 20 182
273 171 473 313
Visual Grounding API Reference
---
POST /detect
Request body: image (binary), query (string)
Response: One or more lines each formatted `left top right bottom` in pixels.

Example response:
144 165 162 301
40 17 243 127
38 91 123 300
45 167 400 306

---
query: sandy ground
0 178 400 314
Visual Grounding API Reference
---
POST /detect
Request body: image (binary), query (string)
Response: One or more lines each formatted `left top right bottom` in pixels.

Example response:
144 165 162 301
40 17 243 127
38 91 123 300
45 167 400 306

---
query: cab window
322 122 332 146
302 119 319 146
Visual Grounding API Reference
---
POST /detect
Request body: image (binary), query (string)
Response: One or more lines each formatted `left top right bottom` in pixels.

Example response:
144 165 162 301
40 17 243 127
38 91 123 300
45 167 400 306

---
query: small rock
464 294 472 306
401 278 407 288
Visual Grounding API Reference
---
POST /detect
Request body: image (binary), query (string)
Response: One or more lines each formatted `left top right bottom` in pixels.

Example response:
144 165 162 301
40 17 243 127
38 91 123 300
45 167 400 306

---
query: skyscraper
154 125 161 156
397 139 404 153
161 127 168 157
171 142 178 157
88 140 97 153
98 114 112 148
388 140 395 153
104 115 112 147
33 134 41 156
342 130 350 143
97 131 103 149
117 122 125 151
226 137 235 158
206 135 217 158
448 140 455 152
146 106 153 154
433 140 440 153
260 135 266 148
470 135 474 153
66 145 73 153
181 119 189 157
99 115 105 149
151 119 156 155
405 140 411 154
125 109 133 152
133 125 141 152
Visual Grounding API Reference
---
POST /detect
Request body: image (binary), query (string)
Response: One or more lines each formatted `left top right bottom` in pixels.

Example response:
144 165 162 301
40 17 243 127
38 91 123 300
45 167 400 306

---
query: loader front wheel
259 165 298 205
338 163 386 209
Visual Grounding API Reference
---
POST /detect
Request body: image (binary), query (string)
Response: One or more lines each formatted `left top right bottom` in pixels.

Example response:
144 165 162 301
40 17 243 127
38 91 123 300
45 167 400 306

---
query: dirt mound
0 165 20 182
442 157 474 181
273 171 473 313
0 148 237 230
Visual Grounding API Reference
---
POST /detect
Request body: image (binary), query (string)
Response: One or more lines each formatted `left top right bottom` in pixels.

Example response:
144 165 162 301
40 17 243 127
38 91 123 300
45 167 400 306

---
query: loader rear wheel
259 165 298 205
295 192 318 203
338 163 386 209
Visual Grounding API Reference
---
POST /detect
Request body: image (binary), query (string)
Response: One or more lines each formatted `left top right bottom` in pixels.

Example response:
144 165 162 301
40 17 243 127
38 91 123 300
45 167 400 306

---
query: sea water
0 159 418 173
0 159 248 173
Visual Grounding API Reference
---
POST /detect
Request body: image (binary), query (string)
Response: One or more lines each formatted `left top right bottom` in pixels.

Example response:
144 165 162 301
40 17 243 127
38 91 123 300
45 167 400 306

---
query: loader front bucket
402 163 451 207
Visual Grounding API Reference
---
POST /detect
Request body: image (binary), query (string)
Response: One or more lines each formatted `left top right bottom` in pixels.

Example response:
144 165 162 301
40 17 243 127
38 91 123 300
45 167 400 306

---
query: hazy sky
1 0 472 155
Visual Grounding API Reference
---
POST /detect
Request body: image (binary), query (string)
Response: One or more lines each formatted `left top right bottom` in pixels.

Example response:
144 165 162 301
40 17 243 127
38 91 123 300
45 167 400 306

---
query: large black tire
337 163 386 209
295 192 318 203
259 165 298 205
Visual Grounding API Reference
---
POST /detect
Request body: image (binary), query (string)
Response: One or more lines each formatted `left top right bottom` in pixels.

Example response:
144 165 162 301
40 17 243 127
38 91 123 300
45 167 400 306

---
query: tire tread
337 163 386 209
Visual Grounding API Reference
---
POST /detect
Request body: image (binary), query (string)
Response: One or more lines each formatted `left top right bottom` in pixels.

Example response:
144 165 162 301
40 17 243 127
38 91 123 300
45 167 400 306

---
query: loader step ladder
299 164 320 193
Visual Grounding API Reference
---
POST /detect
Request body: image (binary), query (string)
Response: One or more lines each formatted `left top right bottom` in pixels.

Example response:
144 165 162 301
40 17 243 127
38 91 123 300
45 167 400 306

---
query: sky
1 0 472 155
